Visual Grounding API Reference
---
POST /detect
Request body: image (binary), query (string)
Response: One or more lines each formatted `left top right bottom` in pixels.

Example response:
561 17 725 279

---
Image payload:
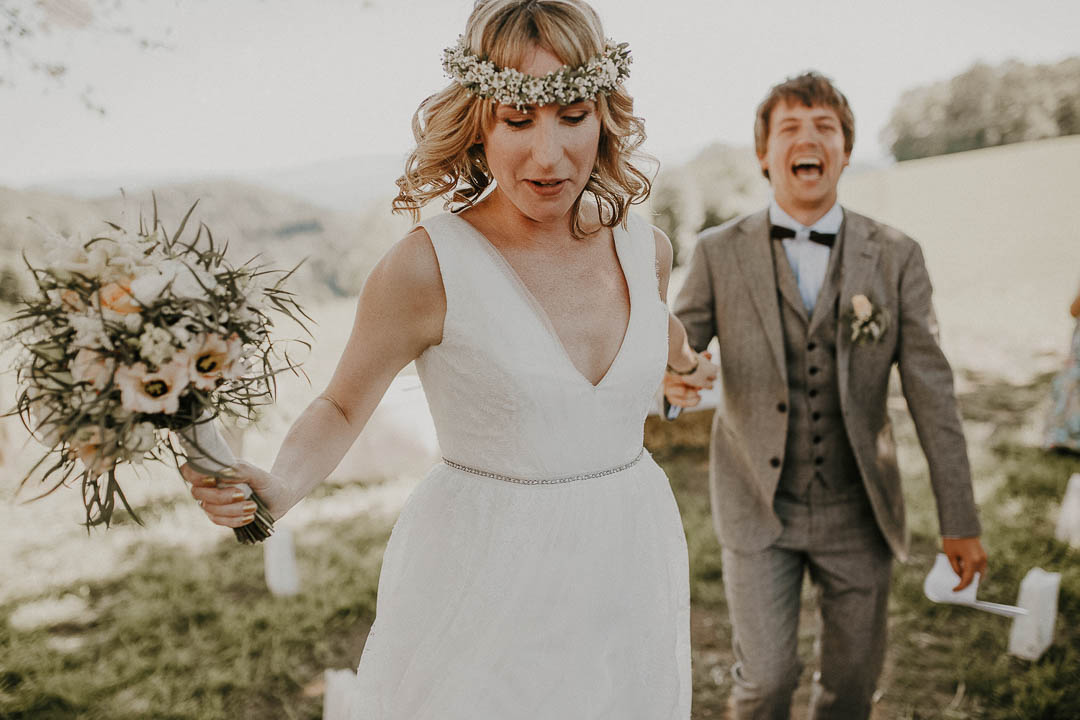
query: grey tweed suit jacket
673 208 981 561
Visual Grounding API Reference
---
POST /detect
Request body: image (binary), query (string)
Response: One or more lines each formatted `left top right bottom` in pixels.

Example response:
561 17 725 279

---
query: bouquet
3 199 310 543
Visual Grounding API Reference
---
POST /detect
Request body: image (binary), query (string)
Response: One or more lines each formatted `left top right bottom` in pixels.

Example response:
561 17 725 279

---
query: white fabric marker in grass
1054 473 1080 549
264 525 300 597
1008 567 1061 661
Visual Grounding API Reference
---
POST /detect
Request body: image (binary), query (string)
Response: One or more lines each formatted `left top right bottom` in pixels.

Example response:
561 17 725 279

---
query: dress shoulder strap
416 211 509 343
618 211 662 302
414 212 488 343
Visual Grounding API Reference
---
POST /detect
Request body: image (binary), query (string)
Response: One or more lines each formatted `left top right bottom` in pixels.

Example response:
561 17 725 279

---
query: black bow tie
770 224 836 248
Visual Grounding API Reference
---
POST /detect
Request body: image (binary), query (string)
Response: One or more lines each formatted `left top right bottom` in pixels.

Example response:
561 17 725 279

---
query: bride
182 0 717 716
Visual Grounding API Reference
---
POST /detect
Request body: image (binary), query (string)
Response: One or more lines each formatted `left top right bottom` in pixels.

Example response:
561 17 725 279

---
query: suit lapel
772 241 809 325
836 210 882 406
733 210 786 382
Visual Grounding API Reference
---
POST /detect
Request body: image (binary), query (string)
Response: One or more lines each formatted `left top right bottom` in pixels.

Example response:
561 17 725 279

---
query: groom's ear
757 151 771 181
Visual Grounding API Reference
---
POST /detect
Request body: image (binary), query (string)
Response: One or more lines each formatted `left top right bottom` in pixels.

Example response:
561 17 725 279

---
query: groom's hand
942 536 988 591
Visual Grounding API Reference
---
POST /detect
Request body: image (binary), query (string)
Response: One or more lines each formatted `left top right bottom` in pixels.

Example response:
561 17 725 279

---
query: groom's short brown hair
754 71 855 177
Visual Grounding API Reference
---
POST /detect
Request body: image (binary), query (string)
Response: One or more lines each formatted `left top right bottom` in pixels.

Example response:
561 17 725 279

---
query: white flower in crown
442 36 632 110
847 294 890 345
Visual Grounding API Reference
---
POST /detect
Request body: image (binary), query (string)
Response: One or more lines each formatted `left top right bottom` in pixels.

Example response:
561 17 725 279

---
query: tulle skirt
344 451 691 720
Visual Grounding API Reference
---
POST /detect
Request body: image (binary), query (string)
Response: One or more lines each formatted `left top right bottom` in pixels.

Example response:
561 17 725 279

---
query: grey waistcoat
771 235 864 503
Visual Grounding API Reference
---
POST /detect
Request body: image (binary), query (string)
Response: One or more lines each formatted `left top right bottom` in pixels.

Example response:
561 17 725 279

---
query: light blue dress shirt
769 198 844 312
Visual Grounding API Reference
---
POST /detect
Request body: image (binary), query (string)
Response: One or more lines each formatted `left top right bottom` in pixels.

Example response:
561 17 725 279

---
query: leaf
172 200 199 245
108 471 143 527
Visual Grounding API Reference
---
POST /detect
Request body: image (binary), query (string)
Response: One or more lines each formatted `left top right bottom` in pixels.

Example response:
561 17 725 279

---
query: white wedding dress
347 211 691 719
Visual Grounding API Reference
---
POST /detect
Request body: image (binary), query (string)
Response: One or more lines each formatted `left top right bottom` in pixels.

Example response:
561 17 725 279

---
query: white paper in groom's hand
924 553 979 604
923 553 1028 617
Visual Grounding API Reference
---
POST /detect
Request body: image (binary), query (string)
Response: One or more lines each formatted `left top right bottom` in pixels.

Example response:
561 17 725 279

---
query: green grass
1 373 1078 718
0 517 391 719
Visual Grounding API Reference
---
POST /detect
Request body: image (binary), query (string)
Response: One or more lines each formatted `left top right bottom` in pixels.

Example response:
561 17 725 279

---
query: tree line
882 57 1080 161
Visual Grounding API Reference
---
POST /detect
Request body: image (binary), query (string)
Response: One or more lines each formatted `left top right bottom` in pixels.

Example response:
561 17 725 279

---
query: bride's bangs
469 0 604 72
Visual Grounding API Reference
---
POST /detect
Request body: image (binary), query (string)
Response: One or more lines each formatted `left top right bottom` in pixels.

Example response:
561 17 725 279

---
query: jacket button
809 366 819 376
807 342 817 351
812 411 822 421
769 457 781 468
813 435 823 444
808 389 818 398
814 457 825 466
777 402 787 413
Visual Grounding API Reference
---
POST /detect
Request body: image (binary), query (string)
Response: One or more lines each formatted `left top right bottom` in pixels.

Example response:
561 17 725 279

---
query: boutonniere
845 294 890 344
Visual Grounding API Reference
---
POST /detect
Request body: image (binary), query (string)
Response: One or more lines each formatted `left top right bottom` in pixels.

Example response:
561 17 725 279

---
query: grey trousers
722 492 893 720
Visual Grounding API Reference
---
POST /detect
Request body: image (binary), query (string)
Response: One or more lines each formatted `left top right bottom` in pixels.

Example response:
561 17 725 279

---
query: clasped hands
663 351 719 408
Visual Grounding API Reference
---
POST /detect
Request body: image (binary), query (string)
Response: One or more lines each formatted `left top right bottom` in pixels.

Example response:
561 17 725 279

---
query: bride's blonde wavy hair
392 0 651 237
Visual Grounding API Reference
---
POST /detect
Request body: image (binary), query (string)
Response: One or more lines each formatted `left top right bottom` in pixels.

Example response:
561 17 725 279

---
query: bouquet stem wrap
177 414 274 544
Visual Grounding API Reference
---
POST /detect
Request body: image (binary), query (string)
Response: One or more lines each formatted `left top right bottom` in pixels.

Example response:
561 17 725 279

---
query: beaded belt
442 448 645 486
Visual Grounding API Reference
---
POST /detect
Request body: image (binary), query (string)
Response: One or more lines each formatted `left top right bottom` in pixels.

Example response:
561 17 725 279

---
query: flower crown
441 36 632 109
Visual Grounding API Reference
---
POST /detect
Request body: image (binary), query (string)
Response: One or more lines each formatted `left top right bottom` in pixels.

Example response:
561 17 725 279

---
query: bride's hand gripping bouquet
3 199 311 543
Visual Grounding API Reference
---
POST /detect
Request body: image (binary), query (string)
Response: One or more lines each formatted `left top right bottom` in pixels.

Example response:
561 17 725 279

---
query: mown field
2 369 1077 719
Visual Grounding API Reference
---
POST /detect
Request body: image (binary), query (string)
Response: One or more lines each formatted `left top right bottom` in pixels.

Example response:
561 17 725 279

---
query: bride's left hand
180 461 289 527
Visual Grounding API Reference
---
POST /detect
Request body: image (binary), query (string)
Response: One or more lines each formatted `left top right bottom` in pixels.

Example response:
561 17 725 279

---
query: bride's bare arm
653 227 716 397
183 227 445 525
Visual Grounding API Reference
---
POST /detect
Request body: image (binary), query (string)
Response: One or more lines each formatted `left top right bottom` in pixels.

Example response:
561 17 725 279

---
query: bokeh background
2 0 1079 717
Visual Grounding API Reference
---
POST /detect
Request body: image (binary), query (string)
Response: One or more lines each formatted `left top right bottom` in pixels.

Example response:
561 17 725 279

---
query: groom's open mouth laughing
791 156 823 180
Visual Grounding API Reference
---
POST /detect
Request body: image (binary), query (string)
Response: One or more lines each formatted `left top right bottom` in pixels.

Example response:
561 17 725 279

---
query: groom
665 72 988 719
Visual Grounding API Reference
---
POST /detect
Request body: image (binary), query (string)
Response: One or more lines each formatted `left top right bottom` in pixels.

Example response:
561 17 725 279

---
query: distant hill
243 154 408 215
0 178 411 303
28 153 408 216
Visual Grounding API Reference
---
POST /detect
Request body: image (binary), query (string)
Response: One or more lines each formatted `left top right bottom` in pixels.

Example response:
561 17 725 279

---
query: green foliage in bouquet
3 197 312 539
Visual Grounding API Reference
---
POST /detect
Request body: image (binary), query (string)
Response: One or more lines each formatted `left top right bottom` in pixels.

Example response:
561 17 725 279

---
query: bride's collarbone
508 244 629 315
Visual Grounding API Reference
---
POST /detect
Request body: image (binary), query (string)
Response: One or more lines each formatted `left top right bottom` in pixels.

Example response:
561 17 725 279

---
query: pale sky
4 0 1079 188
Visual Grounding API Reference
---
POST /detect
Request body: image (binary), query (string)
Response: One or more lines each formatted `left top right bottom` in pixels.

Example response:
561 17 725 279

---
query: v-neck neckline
450 213 634 390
